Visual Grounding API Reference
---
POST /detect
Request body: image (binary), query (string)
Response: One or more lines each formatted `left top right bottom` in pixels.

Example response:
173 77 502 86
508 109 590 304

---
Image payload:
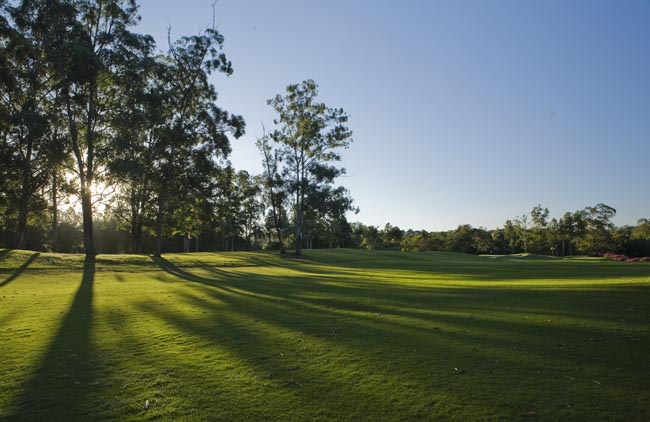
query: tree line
354 204 650 258
0 1 355 256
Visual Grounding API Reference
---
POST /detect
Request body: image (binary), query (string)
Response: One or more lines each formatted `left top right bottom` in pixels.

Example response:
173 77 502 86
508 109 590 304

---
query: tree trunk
183 234 189 253
51 170 58 252
128 187 138 253
134 181 147 254
16 200 28 250
129 214 138 254
154 195 164 257
275 207 284 254
80 180 95 256
16 136 35 250
295 191 303 255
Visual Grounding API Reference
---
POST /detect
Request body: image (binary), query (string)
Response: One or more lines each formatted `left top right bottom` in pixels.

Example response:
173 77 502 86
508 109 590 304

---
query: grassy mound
1 249 649 421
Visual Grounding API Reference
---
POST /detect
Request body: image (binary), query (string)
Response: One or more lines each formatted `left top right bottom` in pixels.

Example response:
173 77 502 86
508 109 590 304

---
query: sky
135 0 650 231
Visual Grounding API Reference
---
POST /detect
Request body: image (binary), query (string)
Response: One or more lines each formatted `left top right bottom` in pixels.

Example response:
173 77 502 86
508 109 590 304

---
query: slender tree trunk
80 180 95 256
154 195 165 257
195 235 199 252
135 180 148 254
16 137 35 250
275 206 284 254
16 199 28 250
51 169 58 252
129 187 138 253
295 189 303 255
53 16 94 257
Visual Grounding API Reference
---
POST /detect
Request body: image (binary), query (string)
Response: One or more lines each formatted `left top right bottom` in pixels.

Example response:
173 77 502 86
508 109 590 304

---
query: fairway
0 249 649 421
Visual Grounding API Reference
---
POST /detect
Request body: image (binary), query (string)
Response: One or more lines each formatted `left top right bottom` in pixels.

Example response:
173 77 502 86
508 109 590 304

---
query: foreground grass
0 249 649 421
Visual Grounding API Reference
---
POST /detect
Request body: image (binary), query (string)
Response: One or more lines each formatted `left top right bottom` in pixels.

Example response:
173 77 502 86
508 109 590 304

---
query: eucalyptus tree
502 219 518 253
256 134 287 253
107 34 159 253
235 170 264 248
558 212 575 256
0 2 66 249
580 203 616 255
304 183 356 248
267 79 352 255
149 26 244 257
629 218 650 256
514 214 529 253
529 204 549 253
14 0 150 256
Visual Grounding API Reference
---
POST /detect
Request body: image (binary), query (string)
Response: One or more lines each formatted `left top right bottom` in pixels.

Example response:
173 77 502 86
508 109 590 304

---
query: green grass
0 248 649 421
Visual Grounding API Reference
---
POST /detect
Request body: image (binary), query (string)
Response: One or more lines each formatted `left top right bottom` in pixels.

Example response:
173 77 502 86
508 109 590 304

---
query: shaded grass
0 248 649 421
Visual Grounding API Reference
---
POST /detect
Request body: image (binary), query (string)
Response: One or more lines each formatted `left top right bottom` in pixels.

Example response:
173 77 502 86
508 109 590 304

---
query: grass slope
0 249 649 421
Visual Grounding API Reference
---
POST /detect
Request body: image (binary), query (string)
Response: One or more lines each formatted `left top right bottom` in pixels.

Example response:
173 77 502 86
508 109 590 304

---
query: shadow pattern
8 257 96 421
0 253 40 288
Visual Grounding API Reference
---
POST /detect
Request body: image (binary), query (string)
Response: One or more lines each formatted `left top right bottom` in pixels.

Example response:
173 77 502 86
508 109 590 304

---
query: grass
0 248 649 421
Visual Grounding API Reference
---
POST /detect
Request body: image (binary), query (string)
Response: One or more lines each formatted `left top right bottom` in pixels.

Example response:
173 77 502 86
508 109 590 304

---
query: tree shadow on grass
146 256 650 420
0 253 40 288
10 256 98 421
275 250 650 282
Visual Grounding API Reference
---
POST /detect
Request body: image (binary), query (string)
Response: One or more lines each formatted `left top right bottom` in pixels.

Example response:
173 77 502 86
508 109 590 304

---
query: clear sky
135 0 650 231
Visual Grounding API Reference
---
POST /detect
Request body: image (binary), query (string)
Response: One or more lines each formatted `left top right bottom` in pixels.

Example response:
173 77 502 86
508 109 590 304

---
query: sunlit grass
0 248 649 421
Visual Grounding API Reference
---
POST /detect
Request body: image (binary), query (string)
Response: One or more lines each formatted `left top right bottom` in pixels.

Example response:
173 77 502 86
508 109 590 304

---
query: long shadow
0 253 40 288
278 249 650 281
10 256 98 421
147 257 650 412
141 261 650 419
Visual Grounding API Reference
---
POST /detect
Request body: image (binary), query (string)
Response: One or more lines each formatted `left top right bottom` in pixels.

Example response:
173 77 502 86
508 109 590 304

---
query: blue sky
136 0 650 231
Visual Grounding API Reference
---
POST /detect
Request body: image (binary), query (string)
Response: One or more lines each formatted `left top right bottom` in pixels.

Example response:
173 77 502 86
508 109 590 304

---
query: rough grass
0 248 649 421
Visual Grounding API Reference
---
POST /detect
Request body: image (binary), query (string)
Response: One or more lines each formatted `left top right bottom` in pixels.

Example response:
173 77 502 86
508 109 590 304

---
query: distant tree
628 218 650 257
514 214 529 253
529 204 549 253
558 212 574 256
379 223 404 249
257 133 287 253
446 224 475 254
578 203 616 255
360 225 381 250
490 228 507 254
547 217 560 256
502 219 519 253
235 170 264 248
267 79 352 256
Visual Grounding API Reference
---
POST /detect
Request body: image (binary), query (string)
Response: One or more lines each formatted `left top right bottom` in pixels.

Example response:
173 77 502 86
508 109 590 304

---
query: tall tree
267 79 352 256
107 33 159 254
20 0 148 256
514 213 529 253
580 203 616 255
529 204 549 253
0 2 65 249
257 133 287 253
149 24 244 257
